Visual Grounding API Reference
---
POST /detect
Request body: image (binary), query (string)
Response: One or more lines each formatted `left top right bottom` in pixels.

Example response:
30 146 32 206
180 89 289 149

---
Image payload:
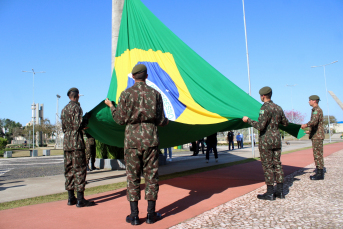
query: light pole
311 60 338 143
242 0 255 157
56 94 61 148
22 69 45 149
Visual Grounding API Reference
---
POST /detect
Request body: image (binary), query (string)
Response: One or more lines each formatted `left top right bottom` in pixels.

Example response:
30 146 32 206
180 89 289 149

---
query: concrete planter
94 158 104 169
104 159 125 170
43 150 50 156
30 150 38 157
4 151 12 158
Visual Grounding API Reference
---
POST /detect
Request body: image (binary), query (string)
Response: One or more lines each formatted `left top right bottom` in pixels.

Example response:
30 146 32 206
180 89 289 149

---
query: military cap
259 86 272 95
132 64 147 75
309 95 320 101
67 87 79 96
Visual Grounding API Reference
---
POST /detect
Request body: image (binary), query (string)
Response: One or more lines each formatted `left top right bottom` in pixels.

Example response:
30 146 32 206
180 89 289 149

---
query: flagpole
112 0 125 71
242 0 255 158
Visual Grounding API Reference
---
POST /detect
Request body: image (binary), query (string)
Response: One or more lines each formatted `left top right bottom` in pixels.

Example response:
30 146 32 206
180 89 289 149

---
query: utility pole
22 69 45 150
311 60 338 143
242 0 255 158
112 0 125 71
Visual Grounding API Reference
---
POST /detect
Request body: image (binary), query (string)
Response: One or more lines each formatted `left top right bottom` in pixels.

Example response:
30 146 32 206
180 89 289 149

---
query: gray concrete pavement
0 140 327 203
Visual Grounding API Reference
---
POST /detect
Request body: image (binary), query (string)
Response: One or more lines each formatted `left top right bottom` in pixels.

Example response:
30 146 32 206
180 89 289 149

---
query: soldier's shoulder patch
313 111 318 114
260 110 265 114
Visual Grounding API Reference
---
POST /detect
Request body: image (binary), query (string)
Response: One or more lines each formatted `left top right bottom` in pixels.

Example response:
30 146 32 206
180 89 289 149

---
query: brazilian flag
87 0 305 148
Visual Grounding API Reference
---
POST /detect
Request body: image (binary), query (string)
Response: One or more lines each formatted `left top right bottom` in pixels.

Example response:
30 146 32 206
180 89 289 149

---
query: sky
1 0 342 126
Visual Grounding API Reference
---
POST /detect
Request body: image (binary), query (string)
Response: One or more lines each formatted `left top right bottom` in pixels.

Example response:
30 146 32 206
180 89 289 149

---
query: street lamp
56 94 61 148
311 60 338 143
242 0 255 157
22 69 45 149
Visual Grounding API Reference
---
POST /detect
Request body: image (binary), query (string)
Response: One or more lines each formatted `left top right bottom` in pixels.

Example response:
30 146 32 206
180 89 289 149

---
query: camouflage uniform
248 101 289 185
61 101 88 192
110 81 168 201
307 106 324 169
85 133 96 167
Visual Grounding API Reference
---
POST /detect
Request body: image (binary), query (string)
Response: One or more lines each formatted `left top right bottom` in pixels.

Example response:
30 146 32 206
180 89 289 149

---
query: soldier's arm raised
247 108 270 131
105 93 127 125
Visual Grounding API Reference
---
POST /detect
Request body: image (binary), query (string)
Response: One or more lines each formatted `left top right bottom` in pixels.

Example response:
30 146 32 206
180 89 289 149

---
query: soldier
301 95 325 180
85 133 98 171
104 64 169 225
61 87 95 207
242 86 289 200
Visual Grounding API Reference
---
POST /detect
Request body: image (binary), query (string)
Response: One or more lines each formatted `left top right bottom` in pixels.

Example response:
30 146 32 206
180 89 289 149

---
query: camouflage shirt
307 106 324 140
61 101 88 151
247 100 289 149
110 82 169 149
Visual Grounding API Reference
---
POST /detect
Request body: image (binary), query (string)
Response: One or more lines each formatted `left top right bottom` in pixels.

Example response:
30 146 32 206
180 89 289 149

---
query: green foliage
0 118 23 142
0 137 7 150
95 140 124 159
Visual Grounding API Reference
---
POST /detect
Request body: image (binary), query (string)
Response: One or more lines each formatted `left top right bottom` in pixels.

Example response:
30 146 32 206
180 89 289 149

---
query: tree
323 115 337 127
0 118 23 142
284 110 305 124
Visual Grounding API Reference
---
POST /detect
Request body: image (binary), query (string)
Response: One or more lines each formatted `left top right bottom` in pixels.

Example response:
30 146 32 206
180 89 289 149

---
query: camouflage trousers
312 139 324 169
125 146 159 201
259 147 284 185
64 150 87 192
86 143 96 165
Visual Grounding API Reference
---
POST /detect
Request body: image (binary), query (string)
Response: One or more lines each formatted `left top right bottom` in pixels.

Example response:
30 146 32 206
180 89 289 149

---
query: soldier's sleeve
280 109 289 127
307 108 320 127
110 92 127 125
156 93 169 126
247 106 270 131
75 106 85 131
61 109 66 133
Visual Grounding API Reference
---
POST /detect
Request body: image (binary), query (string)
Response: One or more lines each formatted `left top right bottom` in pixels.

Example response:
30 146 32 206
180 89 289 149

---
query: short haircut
264 92 272 99
133 71 147 80
69 91 78 99
315 99 319 104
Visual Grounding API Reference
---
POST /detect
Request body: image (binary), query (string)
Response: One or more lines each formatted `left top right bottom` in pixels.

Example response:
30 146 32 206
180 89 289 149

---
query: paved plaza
0 141 342 228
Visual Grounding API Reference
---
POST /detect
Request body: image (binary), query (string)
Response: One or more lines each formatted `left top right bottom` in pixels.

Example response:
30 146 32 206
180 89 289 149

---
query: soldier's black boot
310 169 324 180
146 200 162 224
67 190 77 206
91 163 98 170
126 201 140 225
275 183 285 199
257 185 275 201
76 191 95 207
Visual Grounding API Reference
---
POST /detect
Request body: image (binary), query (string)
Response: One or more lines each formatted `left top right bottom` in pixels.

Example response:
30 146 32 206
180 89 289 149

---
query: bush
95 140 124 159
0 138 7 150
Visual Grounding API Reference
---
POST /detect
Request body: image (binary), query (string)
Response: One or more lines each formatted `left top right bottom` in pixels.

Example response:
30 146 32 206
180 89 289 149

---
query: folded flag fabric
86 0 305 148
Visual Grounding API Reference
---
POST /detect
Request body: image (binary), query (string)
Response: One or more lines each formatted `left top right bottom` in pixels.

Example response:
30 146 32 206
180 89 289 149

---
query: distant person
301 95 325 180
164 147 172 162
236 132 241 149
61 87 94 207
191 141 199 156
197 138 205 154
240 133 244 148
242 86 289 201
227 131 234 150
85 133 98 171
206 133 218 163
253 133 256 146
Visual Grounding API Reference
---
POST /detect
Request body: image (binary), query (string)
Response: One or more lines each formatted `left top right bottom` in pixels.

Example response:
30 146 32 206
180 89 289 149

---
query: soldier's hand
305 130 310 134
301 124 307 129
105 98 114 107
242 116 249 123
